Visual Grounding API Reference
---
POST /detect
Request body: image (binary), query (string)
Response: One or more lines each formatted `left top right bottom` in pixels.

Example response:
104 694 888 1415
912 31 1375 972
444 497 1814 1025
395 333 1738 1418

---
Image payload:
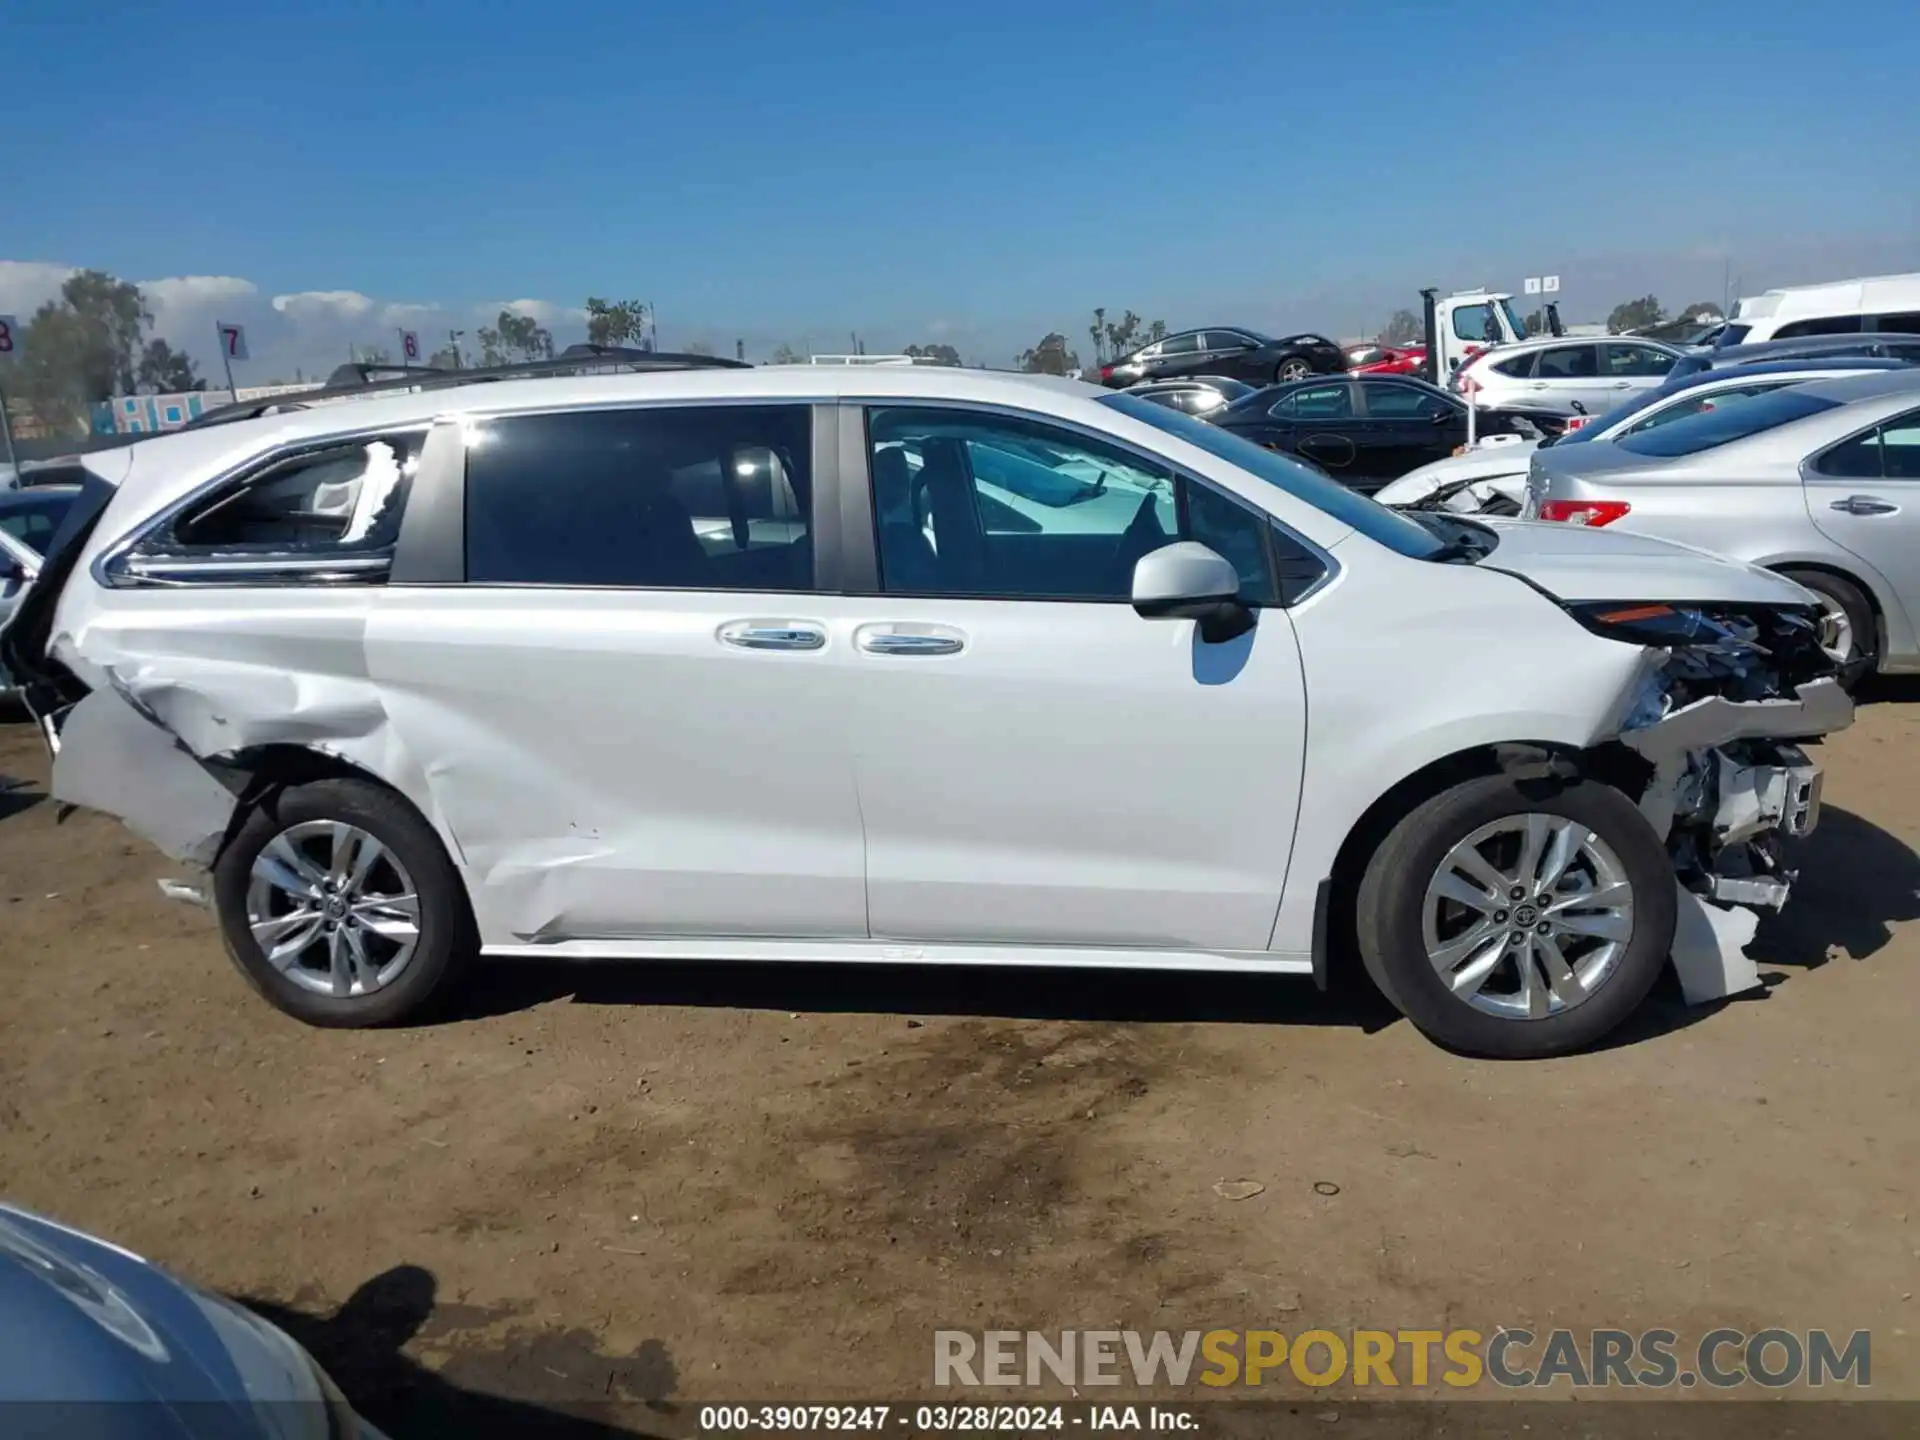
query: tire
1779 567 1875 689
1276 357 1313 384
1355 774 1676 1058
213 778 474 1027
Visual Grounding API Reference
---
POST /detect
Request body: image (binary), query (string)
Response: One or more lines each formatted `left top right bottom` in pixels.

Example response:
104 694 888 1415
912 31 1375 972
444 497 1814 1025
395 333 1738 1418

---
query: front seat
871 447 940 590
915 437 987 592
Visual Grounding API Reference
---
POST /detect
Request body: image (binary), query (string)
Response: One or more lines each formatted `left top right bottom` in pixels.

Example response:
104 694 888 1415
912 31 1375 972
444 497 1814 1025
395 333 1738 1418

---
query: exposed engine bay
1580 600 1852 1000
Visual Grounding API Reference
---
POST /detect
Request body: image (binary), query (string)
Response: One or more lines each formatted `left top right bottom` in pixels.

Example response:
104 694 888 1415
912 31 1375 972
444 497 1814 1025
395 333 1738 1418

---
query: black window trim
1357 379 1451 420
451 398 841 595
1269 381 1353 422
95 422 433 590
1535 342 1602 381
838 397 1334 609
1804 403 1920 483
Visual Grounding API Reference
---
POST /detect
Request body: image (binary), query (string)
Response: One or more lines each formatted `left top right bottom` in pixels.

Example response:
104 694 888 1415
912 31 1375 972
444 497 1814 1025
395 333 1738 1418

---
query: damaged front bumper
1617 673 1853 1003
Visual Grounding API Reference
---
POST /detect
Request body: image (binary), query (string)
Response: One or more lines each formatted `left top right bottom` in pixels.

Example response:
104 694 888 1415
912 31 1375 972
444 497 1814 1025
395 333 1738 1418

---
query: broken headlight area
1571 600 1836 711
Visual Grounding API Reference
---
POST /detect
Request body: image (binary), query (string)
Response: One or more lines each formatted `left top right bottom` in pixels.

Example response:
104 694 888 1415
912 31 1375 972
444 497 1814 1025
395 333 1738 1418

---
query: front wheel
213 778 474 1027
1355 774 1676 1058
1780 567 1875 689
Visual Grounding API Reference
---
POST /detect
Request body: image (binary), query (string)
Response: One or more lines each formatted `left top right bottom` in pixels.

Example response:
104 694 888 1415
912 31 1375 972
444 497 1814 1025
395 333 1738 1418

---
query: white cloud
143 275 257 311
480 297 590 326
0 259 79 317
272 289 378 321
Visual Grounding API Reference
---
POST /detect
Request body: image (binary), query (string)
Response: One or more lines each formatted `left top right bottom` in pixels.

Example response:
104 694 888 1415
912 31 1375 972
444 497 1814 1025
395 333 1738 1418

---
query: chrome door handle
718 621 826 651
1831 495 1898 516
860 632 964 656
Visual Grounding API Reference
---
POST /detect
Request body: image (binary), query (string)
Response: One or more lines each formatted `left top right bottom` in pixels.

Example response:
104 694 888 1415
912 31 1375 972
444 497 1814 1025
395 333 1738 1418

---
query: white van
1721 272 1920 346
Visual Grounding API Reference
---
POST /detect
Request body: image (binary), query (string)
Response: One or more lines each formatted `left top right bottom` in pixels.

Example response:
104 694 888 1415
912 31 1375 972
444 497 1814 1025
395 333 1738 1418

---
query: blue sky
5 0 1918 373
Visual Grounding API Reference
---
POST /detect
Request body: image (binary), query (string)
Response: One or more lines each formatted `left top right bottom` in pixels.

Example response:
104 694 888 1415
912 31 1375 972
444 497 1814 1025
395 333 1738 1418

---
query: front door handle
718 621 826 651
856 623 966 657
1831 495 1898 516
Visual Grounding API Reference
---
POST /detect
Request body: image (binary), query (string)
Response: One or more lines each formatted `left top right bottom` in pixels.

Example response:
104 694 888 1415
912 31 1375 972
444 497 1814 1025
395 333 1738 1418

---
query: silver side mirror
1131 542 1254 643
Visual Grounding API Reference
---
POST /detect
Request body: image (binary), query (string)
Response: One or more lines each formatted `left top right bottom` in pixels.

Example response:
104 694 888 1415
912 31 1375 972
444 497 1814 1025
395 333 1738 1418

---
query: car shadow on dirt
1750 803 1920 971
241 1265 682 1437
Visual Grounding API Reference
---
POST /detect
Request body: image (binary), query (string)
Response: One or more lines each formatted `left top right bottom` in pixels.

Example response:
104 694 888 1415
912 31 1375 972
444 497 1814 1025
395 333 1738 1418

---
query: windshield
1498 298 1528 340
1612 389 1839 458
1099 392 1447 559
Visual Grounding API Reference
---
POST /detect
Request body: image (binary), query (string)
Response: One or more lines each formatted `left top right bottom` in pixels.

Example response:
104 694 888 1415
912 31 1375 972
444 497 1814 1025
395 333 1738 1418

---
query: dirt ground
2 693 1917 1435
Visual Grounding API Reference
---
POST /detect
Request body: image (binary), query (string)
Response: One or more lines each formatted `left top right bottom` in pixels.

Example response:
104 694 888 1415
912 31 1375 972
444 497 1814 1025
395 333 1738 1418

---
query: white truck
1417 286 1534 383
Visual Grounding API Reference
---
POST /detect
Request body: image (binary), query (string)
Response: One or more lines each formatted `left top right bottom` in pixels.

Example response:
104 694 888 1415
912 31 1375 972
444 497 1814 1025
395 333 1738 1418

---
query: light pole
448 329 466 369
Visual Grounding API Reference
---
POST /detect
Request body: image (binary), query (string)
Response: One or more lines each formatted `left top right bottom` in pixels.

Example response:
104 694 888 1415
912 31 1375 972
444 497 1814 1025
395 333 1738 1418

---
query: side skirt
481 937 1317 974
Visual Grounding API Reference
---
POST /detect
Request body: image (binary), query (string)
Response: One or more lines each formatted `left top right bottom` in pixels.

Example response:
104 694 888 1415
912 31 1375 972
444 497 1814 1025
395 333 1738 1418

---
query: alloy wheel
1814 592 1855 662
1278 359 1312 382
245 820 421 997
1420 813 1634 1020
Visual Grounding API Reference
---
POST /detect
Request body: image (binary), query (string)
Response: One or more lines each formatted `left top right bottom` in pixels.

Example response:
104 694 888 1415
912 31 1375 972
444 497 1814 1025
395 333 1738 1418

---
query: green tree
12 304 90 434
61 269 151 398
903 342 961 365
426 344 462 370
769 342 805 364
685 339 716 357
1607 295 1666 333
584 297 650 349
136 338 202 392
1678 300 1723 322
1017 333 1080 376
1521 308 1546 335
477 310 554 366
355 345 393 366
1379 308 1422 346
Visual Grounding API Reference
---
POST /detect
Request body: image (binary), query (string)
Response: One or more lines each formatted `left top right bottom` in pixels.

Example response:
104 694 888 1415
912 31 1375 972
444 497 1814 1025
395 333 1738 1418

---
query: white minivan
1721 272 1920 348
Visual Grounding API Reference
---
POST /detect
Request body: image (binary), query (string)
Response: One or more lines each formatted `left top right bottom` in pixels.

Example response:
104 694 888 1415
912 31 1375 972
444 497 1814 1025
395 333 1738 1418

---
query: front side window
1271 383 1352 420
1536 345 1599 380
110 430 427 585
1604 343 1678 378
1451 304 1494 343
464 405 812 589
1100 391 1447 560
866 406 1281 603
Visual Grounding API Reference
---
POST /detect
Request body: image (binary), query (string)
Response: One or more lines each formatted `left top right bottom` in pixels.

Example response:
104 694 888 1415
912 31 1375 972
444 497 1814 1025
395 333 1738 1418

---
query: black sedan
1098 328 1346 389
1125 375 1257 417
1212 375 1573 492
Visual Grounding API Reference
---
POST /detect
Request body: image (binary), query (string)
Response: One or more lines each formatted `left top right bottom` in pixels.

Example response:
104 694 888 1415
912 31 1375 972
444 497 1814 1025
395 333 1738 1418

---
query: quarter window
866 406 1282 604
1490 354 1536 378
110 430 427 585
463 405 813 589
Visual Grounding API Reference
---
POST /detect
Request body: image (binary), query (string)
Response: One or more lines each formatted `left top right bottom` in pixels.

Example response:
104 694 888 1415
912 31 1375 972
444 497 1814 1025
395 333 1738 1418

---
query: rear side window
464 405 812 589
1614 390 1839 458
1536 345 1598 379
108 430 427 586
0 494 75 553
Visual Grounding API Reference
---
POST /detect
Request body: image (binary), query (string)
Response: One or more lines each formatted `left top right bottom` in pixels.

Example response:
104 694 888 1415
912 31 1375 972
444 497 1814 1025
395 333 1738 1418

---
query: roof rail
184 350 751 430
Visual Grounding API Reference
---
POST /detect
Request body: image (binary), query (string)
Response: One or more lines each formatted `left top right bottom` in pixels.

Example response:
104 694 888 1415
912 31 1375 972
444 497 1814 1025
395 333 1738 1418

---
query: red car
1347 343 1428 376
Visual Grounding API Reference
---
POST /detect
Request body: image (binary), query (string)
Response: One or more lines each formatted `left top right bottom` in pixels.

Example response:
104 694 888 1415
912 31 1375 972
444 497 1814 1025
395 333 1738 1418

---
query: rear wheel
1276 357 1313 383
1780 567 1875 689
1356 774 1676 1058
213 779 474 1027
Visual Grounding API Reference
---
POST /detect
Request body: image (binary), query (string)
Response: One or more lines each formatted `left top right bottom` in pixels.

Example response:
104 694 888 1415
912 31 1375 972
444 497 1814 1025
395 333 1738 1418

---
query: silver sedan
1526 368 1920 682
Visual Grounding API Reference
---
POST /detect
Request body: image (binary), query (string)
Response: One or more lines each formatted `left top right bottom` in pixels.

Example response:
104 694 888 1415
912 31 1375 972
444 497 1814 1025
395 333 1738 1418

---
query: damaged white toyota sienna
0 365 1853 1058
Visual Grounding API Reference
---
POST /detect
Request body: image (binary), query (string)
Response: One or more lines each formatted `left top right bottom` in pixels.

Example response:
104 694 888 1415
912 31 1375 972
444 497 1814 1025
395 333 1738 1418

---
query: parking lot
2 688 1917 1427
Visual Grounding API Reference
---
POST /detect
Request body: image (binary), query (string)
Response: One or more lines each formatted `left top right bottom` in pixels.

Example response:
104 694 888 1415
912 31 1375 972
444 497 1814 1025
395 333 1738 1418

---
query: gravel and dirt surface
2 695 1917 1435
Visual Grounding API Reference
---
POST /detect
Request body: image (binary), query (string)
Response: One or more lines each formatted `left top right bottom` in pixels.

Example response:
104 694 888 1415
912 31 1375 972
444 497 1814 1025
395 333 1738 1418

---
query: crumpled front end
1589 601 1853 1002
